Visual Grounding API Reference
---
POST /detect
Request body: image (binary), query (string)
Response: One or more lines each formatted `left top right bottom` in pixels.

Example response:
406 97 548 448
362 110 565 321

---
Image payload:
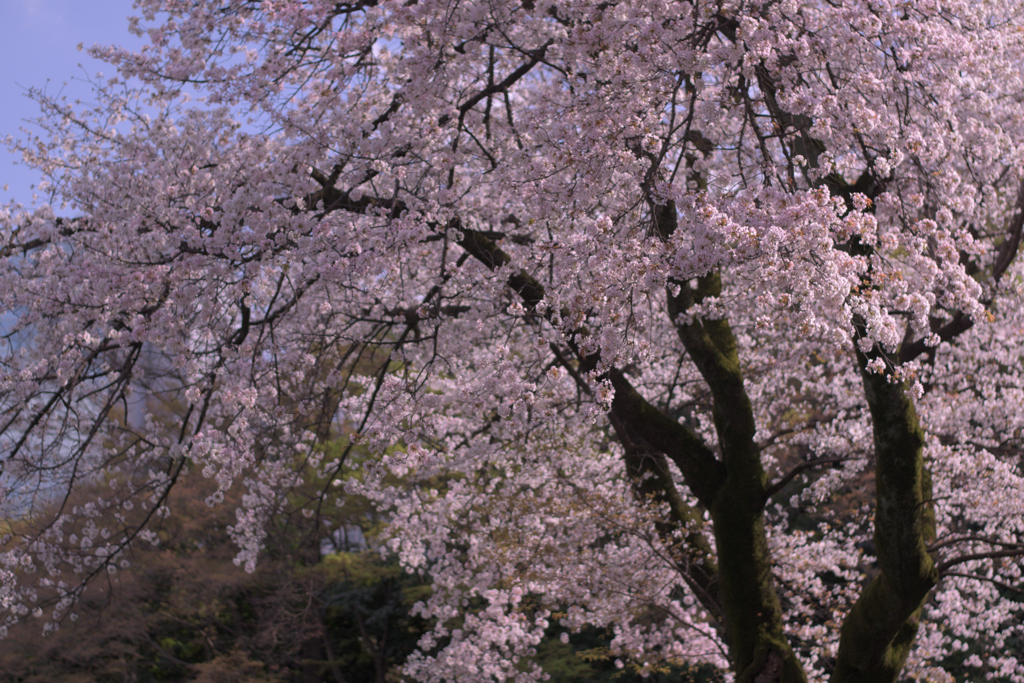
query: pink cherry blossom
3 1 1024 681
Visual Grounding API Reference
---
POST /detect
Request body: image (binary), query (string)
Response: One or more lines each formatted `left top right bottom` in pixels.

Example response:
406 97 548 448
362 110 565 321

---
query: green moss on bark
668 274 808 683
832 350 938 683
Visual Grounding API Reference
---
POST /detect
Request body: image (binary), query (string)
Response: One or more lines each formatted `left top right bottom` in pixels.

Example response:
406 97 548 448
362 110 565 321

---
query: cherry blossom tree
4 0 1024 681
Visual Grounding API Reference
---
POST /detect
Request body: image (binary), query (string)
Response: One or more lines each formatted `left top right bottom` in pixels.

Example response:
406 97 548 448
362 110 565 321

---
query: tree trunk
666 273 807 683
831 347 938 683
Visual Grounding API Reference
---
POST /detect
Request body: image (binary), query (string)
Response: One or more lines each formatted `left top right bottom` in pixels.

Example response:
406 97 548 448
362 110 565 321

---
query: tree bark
832 346 938 683
667 273 807 683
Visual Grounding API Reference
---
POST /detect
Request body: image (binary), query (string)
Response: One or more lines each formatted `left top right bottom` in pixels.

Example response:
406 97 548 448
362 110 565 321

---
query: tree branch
764 456 851 500
937 548 1024 574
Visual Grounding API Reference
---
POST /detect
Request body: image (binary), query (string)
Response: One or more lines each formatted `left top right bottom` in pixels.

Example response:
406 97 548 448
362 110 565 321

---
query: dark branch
764 456 851 500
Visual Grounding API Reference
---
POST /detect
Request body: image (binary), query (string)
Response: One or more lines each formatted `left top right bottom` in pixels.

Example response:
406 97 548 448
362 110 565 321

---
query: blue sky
1 0 142 206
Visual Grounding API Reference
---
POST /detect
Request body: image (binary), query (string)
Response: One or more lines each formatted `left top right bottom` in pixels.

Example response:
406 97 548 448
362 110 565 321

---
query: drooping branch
898 176 1024 364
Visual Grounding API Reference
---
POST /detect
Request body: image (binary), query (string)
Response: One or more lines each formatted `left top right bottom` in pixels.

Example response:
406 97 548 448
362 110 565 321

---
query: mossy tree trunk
664 271 807 683
831 343 938 683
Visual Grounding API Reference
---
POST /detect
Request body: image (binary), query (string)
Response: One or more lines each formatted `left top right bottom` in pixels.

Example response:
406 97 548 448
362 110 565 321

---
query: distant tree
0 442 430 683
4 1 1024 681
0 467 296 682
